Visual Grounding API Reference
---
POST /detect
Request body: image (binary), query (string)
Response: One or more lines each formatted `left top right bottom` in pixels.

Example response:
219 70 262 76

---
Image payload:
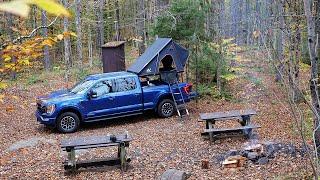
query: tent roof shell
127 38 189 76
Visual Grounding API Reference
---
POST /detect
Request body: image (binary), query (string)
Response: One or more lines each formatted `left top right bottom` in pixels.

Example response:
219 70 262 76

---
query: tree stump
201 159 210 169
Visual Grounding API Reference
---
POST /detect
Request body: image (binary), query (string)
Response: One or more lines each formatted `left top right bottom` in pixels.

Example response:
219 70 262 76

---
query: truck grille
37 103 46 114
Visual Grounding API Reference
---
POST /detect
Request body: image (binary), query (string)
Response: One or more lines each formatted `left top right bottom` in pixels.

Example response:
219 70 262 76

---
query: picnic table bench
61 133 132 172
199 109 260 142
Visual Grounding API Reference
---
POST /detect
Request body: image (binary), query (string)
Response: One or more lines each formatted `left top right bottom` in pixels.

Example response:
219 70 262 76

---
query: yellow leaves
69 32 77 37
57 34 64 41
208 42 220 50
42 39 55 47
220 74 238 81
4 63 15 69
3 55 11 62
0 0 30 17
0 82 7 90
300 62 310 72
222 38 235 45
0 94 4 103
1 30 68 78
63 31 77 38
27 0 70 18
19 59 30 66
0 0 70 18
230 67 243 72
12 95 19 100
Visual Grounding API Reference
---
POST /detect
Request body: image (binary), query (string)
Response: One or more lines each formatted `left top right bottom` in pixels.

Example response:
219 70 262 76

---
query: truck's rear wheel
56 112 80 133
157 99 175 118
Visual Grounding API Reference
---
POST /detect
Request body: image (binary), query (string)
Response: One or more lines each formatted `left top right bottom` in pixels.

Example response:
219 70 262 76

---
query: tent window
159 55 178 83
159 55 175 72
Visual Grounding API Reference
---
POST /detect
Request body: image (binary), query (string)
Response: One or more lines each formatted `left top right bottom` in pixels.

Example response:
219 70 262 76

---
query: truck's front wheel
157 99 175 118
56 112 80 133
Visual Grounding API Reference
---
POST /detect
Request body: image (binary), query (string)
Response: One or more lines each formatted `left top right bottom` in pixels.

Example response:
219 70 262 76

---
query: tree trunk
303 0 320 164
75 0 83 67
115 0 121 41
62 0 72 78
137 0 146 55
275 0 285 82
41 11 50 71
245 0 250 44
256 0 262 46
86 2 93 67
6 13 16 79
218 0 225 37
98 0 105 48
230 0 238 40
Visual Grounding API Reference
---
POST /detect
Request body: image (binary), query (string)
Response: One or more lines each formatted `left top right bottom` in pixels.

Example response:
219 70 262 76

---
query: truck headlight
46 104 55 114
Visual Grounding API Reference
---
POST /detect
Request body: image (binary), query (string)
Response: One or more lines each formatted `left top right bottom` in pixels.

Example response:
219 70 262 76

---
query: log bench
61 133 132 172
199 109 260 142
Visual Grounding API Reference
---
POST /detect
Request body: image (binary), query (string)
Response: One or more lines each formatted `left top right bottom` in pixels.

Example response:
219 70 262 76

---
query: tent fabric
127 38 189 76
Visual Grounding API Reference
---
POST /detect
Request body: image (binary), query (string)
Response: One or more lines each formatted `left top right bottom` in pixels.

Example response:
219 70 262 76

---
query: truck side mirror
89 90 97 98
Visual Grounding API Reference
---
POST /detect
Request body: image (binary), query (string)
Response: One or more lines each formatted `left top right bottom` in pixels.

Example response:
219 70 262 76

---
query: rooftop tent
127 38 189 76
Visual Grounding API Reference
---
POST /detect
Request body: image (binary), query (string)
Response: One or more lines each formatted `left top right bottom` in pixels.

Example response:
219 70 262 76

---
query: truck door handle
134 93 140 96
107 96 114 100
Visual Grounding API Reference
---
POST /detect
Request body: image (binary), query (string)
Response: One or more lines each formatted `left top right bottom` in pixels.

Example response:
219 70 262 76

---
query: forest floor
0 49 313 179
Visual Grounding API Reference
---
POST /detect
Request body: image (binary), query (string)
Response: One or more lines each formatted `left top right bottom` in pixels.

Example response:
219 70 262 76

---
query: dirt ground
0 51 312 179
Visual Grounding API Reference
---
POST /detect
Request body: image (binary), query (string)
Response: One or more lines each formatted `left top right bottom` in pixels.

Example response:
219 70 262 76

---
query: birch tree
75 0 83 66
62 0 72 75
86 2 93 67
41 11 50 71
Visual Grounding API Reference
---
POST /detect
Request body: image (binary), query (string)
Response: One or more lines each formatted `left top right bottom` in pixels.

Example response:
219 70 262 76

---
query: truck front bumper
36 111 56 127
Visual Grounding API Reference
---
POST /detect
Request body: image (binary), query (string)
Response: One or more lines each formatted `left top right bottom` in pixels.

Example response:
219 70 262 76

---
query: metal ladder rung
177 104 186 110
168 80 189 118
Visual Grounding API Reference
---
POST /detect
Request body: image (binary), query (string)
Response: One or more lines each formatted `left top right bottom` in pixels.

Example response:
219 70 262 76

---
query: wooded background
1 0 320 177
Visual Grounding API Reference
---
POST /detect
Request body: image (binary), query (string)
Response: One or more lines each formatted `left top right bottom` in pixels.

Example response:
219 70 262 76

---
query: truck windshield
70 79 97 94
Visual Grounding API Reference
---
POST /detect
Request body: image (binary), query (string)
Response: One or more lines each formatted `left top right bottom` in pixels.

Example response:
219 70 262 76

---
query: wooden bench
61 133 132 172
199 109 260 142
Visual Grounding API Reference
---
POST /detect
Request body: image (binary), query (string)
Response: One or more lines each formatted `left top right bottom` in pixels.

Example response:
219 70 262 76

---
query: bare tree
62 0 72 80
275 0 285 82
98 0 105 48
303 0 320 167
115 0 120 41
75 0 83 66
41 11 50 71
86 2 93 67
137 0 146 55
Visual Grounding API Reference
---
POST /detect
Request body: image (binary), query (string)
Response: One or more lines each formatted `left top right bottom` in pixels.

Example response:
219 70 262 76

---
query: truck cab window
93 80 112 96
113 77 137 92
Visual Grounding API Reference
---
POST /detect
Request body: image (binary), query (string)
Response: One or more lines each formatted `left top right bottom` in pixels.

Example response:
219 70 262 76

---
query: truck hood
37 89 83 105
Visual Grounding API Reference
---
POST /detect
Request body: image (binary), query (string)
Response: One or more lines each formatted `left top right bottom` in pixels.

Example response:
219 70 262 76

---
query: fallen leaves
0 50 312 179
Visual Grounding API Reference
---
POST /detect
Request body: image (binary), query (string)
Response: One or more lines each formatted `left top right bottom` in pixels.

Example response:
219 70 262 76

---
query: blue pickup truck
36 71 195 133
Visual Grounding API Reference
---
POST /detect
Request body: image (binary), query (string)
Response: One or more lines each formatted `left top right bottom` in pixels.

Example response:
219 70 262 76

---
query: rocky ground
0 50 313 179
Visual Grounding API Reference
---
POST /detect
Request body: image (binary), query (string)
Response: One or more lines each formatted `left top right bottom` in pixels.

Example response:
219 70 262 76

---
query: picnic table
61 133 132 172
199 109 260 142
